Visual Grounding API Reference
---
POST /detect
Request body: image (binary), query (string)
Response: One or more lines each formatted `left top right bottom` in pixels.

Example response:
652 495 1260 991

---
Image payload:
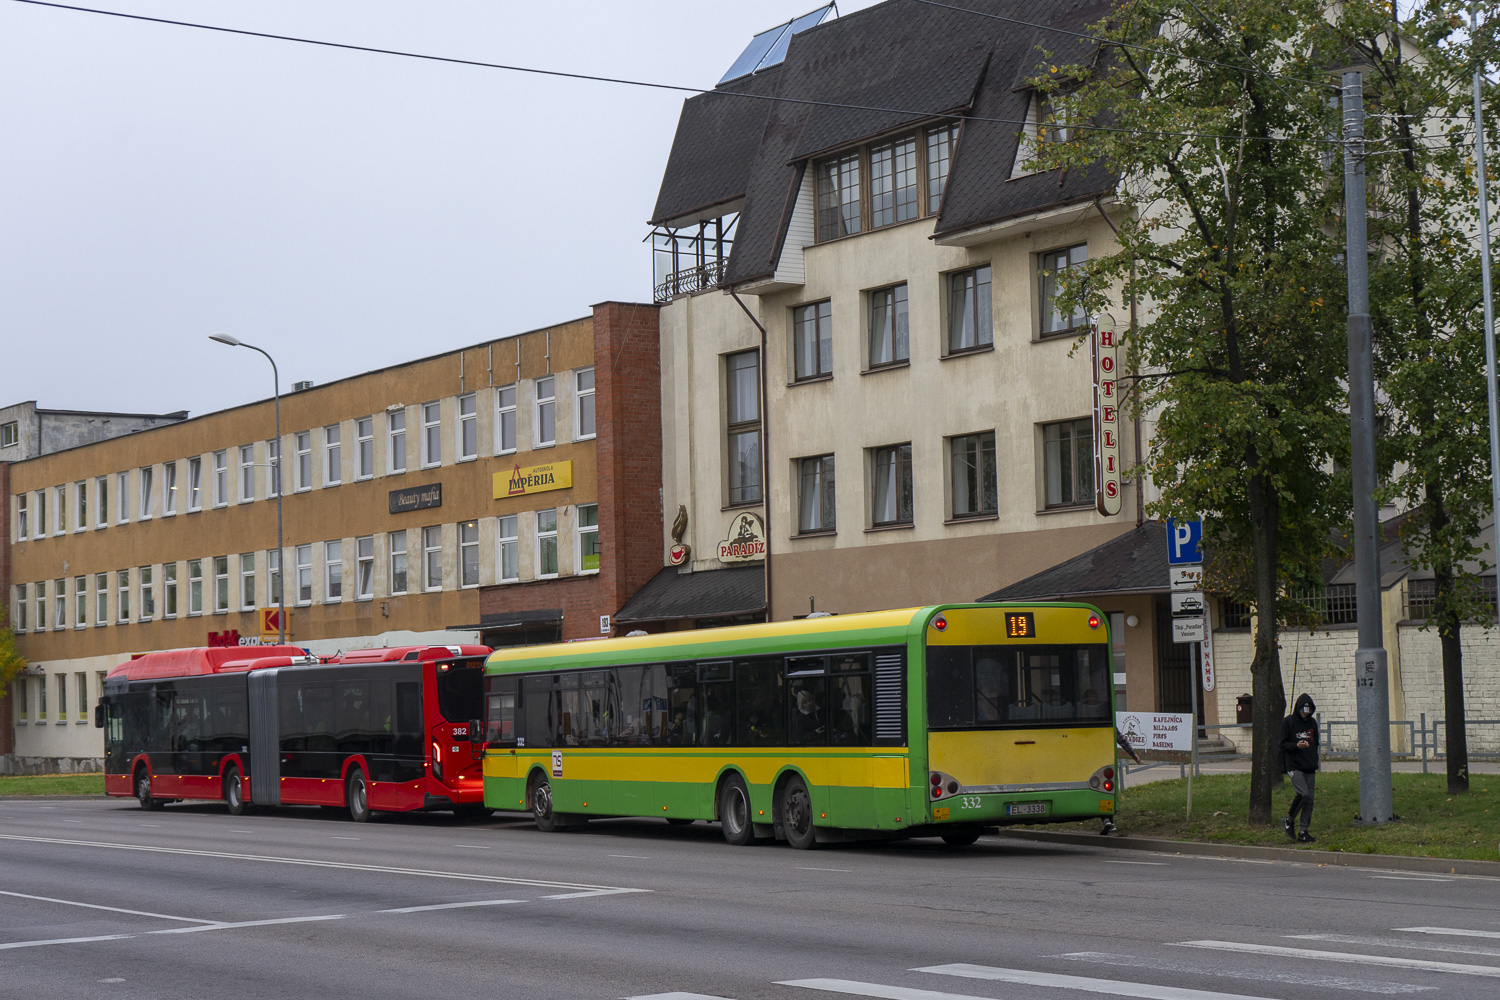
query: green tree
0 609 25 698
1334 1 1498 793
1034 0 1352 824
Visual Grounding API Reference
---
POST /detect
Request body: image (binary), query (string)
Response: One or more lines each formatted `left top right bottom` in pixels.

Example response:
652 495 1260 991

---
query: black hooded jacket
1279 693 1320 772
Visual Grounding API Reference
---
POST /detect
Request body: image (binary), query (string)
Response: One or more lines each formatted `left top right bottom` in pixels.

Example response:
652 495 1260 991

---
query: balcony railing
654 259 726 303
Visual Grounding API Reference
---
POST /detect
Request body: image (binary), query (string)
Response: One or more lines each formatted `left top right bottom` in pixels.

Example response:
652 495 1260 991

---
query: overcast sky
0 0 877 419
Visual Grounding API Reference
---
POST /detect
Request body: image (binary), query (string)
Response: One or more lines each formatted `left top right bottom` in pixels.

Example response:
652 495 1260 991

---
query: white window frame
12 584 25 633
574 368 596 441
576 503 599 574
389 530 408 596
116 571 130 623
117 472 129 524
16 494 26 540
324 424 341 485
188 560 203 616
139 566 153 621
0 420 16 449
266 439 282 498
163 562 178 618
422 525 443 592
54 484 67 535
95 573 109 625
212 451 228 507
457 394 477 461
534 377 556 447
96 476 109 528
188 457 203 512
267 549 281 607
495 385 517 455
497 515 519 583
294 431 312 492
355 536 374 600
240 553 256 612
74 481 88 533
33 490 45 538
421 401 442 468
535 509 559 579
355 417 374 480
295 545 312 606
459 520 479 588
214 556 230 614
35 581 46 631
324 540 343 603
54 578 67 630
387 409 407 474
162 462 178 516
239 445 255 503
74 575 87 629
138 466 154 520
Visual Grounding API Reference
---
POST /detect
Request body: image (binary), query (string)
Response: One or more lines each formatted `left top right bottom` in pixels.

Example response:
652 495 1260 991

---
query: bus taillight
931 615 947 632
432 742 443 781
1088 613 1101 629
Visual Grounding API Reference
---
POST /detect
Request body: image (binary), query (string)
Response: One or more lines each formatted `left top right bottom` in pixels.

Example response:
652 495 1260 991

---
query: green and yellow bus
477 603 1118 848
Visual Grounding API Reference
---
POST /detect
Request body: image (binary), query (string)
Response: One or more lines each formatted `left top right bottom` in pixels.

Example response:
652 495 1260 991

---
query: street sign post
1164 518 1206 816
1166 518 1203 564
1171 591 1205 617
1170 565 1203 590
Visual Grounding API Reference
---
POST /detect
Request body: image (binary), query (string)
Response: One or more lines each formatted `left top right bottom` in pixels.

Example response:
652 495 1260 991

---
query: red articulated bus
98 643 491 821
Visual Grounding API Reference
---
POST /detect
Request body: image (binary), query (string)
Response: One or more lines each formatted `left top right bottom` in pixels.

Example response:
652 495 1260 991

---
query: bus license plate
1006 802 1047 817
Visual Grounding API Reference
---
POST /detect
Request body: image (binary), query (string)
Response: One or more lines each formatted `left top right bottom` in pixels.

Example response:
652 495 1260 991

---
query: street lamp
209 333 286 645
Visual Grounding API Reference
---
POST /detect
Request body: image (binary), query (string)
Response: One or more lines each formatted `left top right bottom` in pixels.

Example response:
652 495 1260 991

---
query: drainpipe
729 286 772 622
1092 197 1144 526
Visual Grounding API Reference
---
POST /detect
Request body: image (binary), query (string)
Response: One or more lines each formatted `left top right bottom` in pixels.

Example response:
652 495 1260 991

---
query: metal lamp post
209 333 286 645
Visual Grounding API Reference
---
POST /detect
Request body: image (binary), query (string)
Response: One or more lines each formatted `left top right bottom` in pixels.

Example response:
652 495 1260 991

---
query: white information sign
1116 712 1194 752
1170 565 1203 591
1172 617 1206 643
1171 591 1206 616
1200 601 1216 692
551 750 563 778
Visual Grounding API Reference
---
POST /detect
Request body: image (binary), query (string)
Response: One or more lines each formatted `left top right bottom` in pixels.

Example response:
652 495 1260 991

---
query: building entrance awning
615 566 766 625
978 522 1170 602
478 608 565 631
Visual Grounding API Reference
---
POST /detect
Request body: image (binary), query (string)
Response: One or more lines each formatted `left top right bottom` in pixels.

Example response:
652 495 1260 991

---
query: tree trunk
1429 493 1470 793
1246 470 1286 825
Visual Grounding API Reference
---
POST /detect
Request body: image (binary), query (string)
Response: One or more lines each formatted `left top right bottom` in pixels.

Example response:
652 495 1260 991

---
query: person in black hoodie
1280 693 1320 842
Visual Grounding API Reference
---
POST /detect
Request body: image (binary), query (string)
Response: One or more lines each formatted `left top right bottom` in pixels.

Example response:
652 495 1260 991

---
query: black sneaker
1282 817 1294 839
1297 831 1316 843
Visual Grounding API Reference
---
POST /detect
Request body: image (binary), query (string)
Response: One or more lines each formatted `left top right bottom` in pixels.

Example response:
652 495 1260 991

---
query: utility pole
1475 8 1500 593
1343 70 1395 825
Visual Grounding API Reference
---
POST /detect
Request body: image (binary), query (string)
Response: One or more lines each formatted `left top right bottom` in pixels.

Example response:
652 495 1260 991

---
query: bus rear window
927 644 1110 729
436 664 484 723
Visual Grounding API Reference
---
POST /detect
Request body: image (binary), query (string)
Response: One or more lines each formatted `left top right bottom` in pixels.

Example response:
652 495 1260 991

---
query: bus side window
337 680 371 753
609 666 650 747
973 648 1009 724
521 674 556 748
665 665 698 746
486 676 518 744
926 647 975 728
735 659 784 746
279 683 306 753
393 680 421 757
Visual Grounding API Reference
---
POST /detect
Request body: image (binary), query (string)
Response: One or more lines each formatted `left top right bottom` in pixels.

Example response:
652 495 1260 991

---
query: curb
995 829 1500 876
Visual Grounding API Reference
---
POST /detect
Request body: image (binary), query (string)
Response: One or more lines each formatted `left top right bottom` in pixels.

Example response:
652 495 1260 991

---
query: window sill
73 527 86 534
388 469 407 476
213 502 229 509
576 569 600 577
865 522 914 533
496 578 520 586
787 373 833 387
94 622 108 627
534 574 559 582
1037 326 1089 342
574 434 597 443
138 516 152 522
187 507 202 515
355 595 373 602
14 721 24 726
162 512 177 518
533 442 556 451
495 449 518 458
791 528 837 539
941 344 995 361
1038 502 1095 515
722 499 763 512
55 720 69 726
294 488 312 495
944 512 1000 526
455 456 477 465
356 475 374 483
74 624 85 631
75 719 89 725
862 360 910 376
420 464 441 471
238 500 254 506
325 480 342 487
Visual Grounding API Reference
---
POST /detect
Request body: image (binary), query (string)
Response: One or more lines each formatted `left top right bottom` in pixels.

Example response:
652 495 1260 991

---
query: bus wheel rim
788 786 810 835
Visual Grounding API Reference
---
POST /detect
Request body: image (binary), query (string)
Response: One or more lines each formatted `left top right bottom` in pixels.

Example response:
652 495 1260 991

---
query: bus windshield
436 663 485 723
927 643 1110 728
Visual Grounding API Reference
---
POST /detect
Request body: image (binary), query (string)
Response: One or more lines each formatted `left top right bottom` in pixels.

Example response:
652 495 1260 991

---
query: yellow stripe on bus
484 749 911 790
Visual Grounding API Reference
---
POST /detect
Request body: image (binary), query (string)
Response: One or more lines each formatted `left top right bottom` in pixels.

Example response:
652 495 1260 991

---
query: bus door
247 669 281 806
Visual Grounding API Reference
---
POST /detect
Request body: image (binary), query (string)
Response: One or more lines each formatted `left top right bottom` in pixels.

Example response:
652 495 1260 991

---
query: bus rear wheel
135 768 163 811
940 829 982 847
777 775 817 850
346 768 371 823
718 775 754 847
223 766 247 816
530 774 558 833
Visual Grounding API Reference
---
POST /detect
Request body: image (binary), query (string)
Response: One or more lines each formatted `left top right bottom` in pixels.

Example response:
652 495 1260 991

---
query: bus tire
135 767 163 811
346 768 371 823
940 829 981 847
718 775 754 847
665 818 694 826
530 774 558 833
223 766 247 816
777 775 817 850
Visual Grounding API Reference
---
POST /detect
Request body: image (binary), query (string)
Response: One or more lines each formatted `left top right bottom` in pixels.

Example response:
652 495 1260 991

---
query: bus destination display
1004 612 1035 638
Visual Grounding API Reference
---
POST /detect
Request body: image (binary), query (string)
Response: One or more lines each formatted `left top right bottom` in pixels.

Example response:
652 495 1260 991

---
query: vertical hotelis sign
1091 323 1122 516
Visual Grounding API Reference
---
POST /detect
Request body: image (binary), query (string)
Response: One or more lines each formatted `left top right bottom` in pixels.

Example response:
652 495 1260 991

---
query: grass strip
0 773 106 796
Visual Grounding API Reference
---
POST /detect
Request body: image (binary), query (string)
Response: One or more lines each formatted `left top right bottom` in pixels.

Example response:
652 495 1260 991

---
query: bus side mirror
468 719 484 746
94 703 105 729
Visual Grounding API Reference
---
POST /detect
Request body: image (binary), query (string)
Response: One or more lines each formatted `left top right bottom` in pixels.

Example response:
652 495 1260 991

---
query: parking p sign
1167 518 1203 565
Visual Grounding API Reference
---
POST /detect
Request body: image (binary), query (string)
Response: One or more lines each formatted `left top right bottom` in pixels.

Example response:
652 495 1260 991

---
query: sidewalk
1123 758 1500 785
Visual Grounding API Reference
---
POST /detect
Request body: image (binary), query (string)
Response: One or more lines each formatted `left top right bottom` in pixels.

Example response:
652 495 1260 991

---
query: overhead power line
7 0 1343 145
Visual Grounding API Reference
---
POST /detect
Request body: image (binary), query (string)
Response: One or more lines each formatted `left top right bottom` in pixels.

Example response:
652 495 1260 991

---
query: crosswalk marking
1396 926 1500 940
1173 940 1500 977
917 963 1286 1000
1289 933 1500 959
1057 951 1435 994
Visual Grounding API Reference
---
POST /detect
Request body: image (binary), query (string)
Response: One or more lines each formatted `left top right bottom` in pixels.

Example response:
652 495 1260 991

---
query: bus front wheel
346 768 371 823
135 768 163 811
530 775 558 833
777 775 816 850
718 775 754 847
223 766 247 816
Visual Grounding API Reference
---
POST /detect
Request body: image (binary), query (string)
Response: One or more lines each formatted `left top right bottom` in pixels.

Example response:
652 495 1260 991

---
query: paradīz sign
493 460 573 499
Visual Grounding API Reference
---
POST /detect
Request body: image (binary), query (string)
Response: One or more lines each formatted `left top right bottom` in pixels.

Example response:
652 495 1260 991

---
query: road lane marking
1102 860 1168 866
1172 941 1500 977
1370 876 1453 882
453 844 493 850
543 888 648 900
151 915 346 934
796 867 851 872
0 889 218 925
780 980 994 1000
610 855 650 859
61 820 84 824
625 994 735 1000
917 963 1287 1000
1290 933 1500 958
0 935 134 951
0 832 648 894
228 829 254 833
1396 927 1500 939
379 899 522 914
331 836 360 841
1057 951 1435 994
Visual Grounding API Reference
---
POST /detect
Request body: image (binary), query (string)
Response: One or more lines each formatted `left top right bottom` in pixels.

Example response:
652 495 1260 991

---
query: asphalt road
2 798 1498 1000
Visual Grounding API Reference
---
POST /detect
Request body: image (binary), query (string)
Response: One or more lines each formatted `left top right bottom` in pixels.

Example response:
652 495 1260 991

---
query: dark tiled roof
978 522 1168 601
652 0 1118 284
615 566 766 624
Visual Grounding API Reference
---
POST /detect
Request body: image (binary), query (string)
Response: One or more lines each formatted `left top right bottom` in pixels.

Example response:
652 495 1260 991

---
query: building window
187 457 202 511
816 152 861 239
496 386 517 455
872 444 914 527
1044 418 1095 508
325 424 342 484
76 671 87 721
16 494 26 540
34 581 46 631
188 560 203 616
798 455 837 533
38 677 46 721
390 530 408 593
355 536 374 599
927 123 957 213
14 674 25 720
139 566 153 621
421 402 442 468
1015 92 1069 175
576 504 599 573
355 417 374 479
574 369 596 440
266 439 282 498
267 549 281 607
726 350 762 505
163 462 178 515
458 394 477 460
163 563 177 618
950 432 998 519
116 571 130 622
13 584 26 632
214 556 230 614
212 451 227 507
139 466 154 519
793 301 833 380
117 472 129 523
57 674 66 722
240 553 256 611
95 573 109 624
294 431 312 491
534 378 556 447
55 484 67 534
947 265 993 353
389 531 408 595
325 541 343 603
34 490 45 538
388 409 407 473
239 445 255 503
75 575 87 628
497 515 519 583
459 520 479 587
423 526 443 591
295 546 312 605
0 420 16 448
53 578 67 630
868 284 909 368
96 476 109 527
869 137 918 228
1040 244 1089 336
536 510 559 578
75 481 88 531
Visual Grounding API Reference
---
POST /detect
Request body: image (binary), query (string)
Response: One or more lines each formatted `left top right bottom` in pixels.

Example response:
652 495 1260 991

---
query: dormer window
1015 92 1070 177
813 122 958 242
